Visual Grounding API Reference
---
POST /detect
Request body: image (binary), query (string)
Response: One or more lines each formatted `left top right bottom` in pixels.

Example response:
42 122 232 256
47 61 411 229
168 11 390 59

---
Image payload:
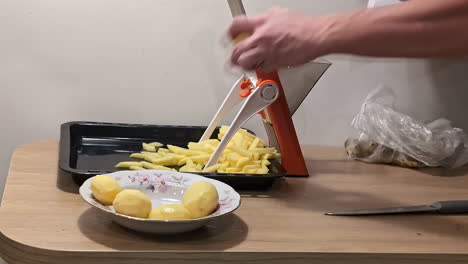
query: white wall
1 0 468 202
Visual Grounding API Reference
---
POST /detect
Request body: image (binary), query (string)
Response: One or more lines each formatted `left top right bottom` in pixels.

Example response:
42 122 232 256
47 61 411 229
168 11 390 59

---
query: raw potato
182 181 219 219
149 204 192 220
115 125 281 174
113 189 152 218
91 175 122 205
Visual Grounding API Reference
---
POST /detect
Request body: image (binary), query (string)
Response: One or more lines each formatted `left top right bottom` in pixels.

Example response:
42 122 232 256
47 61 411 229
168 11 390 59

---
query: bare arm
326 0 468 57
228 0 468 72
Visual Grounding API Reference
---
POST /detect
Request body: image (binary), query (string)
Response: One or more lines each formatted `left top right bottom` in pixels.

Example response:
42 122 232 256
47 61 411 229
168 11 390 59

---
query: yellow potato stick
140 161 175 171
220 125 235 135
179 165 192 173
189 154 211 163
220 161 230 171
219 125 229 135
129 166 145 170
227 152 242 162
253 153 260 161
148 142 164 147
226 167 241 173
261 159 271 166
217 170 225 173
242 141 252 149
263 153 272 160
226 141 234 148
142 151 163 158
180 155 211 166
242 165 261 172
256 165 269 174
202 164 221 173
186 159 195 168
187 142 201 149
139 163 154 170
238 129 256 140
234 134 244 147
142 154 159 163
177 157 189 166
158 148 170 153
271 152 282 159
152 156 178 166
236 157 251 168
219 154 226 163
116 161 143 168
249 138 260 150
246 168 258 174
195 164 203 171
248 160 262 165
142 143 157 152
187 143 213 153
167 145 204 156
163 153 185 162
199 139 220 146
228 146 253 158
205 144 217 151
257 138 265 148
251 148 276 154
140 161 159 169
218 133 225 140
129 153 145 159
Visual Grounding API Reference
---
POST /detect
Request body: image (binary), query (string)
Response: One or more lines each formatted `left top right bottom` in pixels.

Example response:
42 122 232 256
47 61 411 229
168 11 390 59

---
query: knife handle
433 200 468 214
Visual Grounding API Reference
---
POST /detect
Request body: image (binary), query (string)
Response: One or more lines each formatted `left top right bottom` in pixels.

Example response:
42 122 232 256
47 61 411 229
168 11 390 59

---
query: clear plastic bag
345 86 468 168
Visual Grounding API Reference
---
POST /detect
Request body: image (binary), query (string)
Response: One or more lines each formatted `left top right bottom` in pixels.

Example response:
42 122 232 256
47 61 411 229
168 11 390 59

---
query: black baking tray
59 121 285 190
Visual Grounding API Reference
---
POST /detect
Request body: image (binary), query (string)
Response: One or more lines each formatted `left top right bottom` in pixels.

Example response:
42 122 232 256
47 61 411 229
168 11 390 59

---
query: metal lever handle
199 77 245 142
227 0 246 16
205 82 279 168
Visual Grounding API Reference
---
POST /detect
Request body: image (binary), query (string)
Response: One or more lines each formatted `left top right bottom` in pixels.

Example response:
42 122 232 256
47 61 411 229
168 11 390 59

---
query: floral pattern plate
79 170 241 234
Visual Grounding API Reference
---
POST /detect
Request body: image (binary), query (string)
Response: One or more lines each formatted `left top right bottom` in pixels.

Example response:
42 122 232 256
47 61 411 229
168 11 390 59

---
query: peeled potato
113 189 152 218
182 181 219 219
149 204 192 220
91 175 122 205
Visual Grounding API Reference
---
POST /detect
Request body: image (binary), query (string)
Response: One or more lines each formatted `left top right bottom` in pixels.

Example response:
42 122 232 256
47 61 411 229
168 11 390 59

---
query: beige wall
1 0 468 202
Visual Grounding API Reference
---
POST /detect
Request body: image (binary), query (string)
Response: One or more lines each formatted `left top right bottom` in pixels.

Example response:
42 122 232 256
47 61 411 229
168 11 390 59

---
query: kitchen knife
325 200 468 216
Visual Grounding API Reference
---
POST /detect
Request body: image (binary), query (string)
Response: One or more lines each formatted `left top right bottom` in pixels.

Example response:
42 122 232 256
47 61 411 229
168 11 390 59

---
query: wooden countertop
1 140 468 264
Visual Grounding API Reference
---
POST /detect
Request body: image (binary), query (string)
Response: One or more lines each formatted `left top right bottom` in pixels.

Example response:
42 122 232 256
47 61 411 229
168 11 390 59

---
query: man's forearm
321 0 468 58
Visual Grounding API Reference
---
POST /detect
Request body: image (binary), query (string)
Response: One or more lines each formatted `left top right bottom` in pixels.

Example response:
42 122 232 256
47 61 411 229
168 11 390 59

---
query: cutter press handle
199 76 245 142
204 82 279 168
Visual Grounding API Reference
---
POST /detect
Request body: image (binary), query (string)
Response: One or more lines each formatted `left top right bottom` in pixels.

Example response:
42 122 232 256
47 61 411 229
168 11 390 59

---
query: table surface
1 140 468 264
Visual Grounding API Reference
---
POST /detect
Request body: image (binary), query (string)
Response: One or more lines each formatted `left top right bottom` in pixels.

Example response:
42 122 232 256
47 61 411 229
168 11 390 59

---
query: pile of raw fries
115 126 281 174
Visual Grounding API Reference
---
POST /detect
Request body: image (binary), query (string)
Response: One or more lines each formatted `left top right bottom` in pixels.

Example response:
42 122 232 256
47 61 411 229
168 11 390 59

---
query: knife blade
325 200 468 216
279 60 331 116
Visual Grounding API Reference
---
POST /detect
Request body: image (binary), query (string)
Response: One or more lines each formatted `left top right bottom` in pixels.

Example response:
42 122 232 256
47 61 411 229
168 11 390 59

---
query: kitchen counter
1 139 468 263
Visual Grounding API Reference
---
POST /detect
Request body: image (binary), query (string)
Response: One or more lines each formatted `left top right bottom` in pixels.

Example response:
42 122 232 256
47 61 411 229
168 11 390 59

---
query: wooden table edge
2 229 468 264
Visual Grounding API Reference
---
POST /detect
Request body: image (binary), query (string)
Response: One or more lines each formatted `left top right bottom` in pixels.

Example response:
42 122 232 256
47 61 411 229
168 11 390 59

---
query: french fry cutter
201 0 331 176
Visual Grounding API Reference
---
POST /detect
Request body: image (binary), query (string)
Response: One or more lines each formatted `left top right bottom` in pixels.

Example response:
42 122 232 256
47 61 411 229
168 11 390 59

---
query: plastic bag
345 86 468 168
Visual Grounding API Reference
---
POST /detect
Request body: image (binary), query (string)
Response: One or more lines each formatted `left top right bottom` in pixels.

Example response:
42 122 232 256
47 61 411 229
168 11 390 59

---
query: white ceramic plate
79 170 241 234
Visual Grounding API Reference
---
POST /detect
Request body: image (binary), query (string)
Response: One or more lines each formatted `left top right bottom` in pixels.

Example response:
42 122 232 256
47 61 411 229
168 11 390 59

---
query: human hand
228 7 333 72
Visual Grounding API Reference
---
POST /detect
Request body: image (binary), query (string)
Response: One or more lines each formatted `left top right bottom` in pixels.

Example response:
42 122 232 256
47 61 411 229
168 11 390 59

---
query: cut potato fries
115 126 281 174
142 143 157 152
